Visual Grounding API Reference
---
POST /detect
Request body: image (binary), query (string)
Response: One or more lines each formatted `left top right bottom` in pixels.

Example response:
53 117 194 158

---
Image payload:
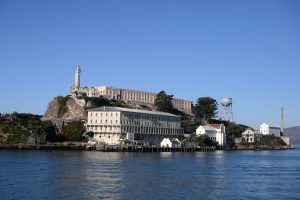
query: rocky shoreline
232 144 293 150
0 143 87 151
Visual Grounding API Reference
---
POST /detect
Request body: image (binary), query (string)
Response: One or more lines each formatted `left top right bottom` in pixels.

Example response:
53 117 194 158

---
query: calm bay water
0 149 300 200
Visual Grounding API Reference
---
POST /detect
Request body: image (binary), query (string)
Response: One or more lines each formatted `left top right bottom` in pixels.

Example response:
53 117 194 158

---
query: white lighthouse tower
74 65 81 89
71 65 81 95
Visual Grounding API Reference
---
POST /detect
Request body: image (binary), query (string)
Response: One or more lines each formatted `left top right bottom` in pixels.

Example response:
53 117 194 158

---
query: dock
89 145 216 152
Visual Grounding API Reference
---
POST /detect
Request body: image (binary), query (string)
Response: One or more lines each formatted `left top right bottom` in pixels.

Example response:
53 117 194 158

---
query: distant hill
285 126 300 146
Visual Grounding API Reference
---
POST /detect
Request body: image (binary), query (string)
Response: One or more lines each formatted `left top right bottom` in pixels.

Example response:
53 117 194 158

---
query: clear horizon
0 0 299 129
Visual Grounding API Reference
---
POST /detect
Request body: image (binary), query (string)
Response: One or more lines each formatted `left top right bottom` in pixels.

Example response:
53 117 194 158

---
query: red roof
210 124 221 129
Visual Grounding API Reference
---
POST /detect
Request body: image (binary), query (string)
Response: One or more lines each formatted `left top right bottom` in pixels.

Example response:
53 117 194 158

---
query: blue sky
0 0 299 129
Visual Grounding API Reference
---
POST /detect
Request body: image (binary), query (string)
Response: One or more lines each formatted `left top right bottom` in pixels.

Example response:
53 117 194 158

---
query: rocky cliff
43 96 86 120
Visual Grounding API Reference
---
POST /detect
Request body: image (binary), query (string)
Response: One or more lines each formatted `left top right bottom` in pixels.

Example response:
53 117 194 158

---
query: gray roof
88 106 180 117
170 138 181 144
262 123 280 128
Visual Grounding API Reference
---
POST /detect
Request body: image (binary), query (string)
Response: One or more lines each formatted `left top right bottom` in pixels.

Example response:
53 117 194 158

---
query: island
0 67 293 151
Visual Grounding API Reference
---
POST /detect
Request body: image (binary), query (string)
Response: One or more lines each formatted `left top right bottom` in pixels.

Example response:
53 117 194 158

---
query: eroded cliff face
43 98 60 119
65 97 86 119
43 96 86 120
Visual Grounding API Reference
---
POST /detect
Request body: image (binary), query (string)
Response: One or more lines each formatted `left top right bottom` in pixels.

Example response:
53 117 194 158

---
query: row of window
104 89 155 102
91 112 119 117
90 112 180 122
88 125 183 135
90 126 120 132
172 101 191 107
123 114 179 122
89 119 179 128
122 93 155 102
243 137 262 142
109 91 191 109
90 119 119 124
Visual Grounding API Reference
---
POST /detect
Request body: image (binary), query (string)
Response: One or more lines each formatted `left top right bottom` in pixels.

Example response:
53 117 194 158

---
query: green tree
7 133 28 144
84 96 111 108
191 135 217 147
111 99 131 108
154 91 174 113
181 120 200 134
63 121 86 141
225 122 250 138
56 96 70 118
193 97 218 124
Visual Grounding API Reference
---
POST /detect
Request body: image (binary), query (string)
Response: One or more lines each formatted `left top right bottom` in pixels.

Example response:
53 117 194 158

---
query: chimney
280 107 284 135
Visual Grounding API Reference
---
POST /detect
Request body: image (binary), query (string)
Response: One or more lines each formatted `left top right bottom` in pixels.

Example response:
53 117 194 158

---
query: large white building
260 123 281 137
85 106 184 145
70 66 192 114
196 124 226 146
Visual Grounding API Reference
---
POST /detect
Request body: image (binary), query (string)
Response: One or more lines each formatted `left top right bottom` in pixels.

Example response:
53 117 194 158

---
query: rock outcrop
43 96 86 121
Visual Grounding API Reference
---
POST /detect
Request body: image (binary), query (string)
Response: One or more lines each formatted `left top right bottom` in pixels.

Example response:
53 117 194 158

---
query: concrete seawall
0 143 216 152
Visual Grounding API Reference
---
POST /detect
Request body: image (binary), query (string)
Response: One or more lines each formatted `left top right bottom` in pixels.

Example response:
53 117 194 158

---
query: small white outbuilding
242 129 263 143
160 138 181 148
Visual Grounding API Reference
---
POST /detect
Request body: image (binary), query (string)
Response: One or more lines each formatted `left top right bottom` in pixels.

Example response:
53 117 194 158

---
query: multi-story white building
196 124 226 146
70 66 192 114
85 106 184 145
242 129 263 143
260 123 281 137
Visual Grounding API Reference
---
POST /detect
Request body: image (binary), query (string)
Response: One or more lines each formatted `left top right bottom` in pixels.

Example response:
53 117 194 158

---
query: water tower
219 97 233 122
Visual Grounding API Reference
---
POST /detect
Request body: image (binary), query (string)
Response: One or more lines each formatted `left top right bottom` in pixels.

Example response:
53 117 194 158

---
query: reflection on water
48 152 126 199
0 150 300 200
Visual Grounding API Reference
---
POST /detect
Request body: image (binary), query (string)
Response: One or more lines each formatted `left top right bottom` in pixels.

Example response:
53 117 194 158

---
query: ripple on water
0 150 300 200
